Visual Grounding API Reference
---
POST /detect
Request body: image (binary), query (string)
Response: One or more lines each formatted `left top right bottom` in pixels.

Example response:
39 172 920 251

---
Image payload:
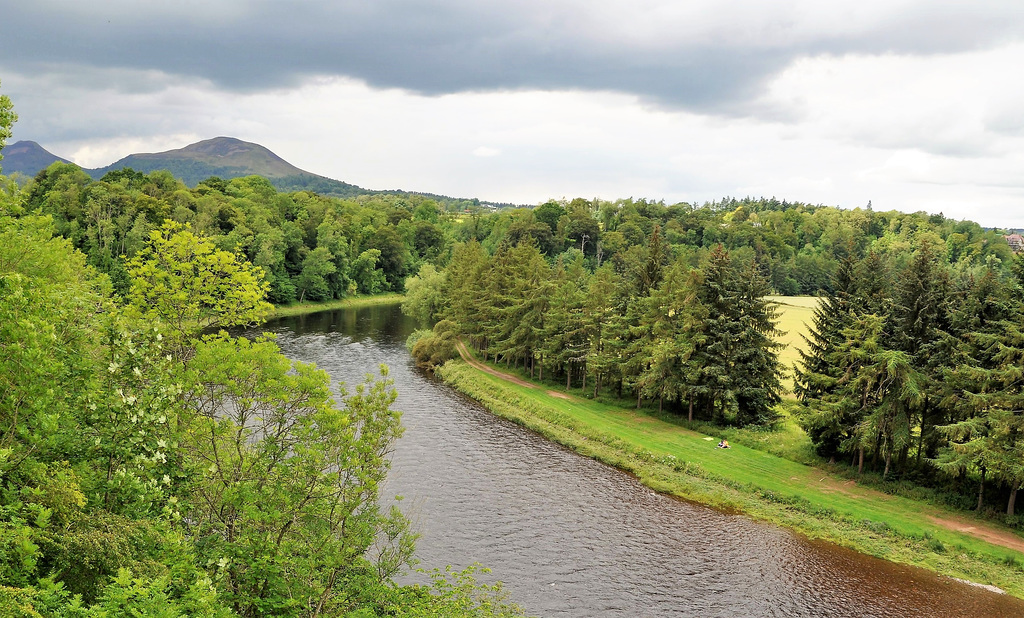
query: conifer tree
794 254 858 458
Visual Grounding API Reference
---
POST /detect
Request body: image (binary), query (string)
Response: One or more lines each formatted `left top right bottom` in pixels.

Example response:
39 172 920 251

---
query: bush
410 320 459 370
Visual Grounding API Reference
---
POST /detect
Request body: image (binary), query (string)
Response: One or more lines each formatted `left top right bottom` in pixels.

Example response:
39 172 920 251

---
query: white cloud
4 4 1024 228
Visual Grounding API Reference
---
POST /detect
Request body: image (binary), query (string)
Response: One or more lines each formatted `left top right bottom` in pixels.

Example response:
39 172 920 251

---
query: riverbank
269 293 405 319
437 354 1024 598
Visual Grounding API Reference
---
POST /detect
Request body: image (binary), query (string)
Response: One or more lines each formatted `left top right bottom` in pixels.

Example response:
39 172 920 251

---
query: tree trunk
883 450 891 480
658 395 663 413
688 395 693 423
637 390 642 409
567 367 571 390
1009 483 1019 517
977 467 986 511
858 447 864 475
915 401 928 467
581 368 586 393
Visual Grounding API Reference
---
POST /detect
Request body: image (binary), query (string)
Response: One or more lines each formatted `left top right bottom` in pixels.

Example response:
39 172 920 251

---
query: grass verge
437 359 1024 598
269 293 405 319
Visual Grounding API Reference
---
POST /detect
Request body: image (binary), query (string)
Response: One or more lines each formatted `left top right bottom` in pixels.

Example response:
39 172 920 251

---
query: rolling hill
0 140 71 177
1 136 514 207
3 137 370 199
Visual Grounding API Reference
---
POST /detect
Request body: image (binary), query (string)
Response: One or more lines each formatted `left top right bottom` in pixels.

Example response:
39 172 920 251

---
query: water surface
259 305 1024 617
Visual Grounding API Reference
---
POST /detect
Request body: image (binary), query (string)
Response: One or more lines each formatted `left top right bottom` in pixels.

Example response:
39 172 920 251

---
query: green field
268 293 406 319
438 297 1024 597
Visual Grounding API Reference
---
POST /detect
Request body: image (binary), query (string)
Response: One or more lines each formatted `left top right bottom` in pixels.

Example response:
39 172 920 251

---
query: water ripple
258 306 1024 618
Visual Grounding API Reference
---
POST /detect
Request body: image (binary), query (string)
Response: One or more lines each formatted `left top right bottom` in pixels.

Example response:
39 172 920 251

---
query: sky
2 0 1024 227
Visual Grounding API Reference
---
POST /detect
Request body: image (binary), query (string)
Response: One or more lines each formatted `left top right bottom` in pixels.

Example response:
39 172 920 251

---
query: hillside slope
1 140 71 177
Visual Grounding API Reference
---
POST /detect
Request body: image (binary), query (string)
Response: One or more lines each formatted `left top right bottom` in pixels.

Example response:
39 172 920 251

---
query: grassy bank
437 358 1024 597
269 293 405 319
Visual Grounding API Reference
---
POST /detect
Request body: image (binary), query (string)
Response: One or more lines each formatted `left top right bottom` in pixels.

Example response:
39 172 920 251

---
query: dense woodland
0 96 523 614
5 98 1024 611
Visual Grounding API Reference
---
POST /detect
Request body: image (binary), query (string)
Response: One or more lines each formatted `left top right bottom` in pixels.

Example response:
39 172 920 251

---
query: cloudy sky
3 1 1024 226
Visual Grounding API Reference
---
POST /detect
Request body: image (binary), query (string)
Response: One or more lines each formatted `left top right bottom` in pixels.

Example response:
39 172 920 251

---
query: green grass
268 293 405 319
438 345 1024 597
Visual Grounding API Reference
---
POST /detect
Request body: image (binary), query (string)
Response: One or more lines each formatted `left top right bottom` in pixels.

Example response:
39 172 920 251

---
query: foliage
181 335 411 615
401 263 446 325
0 80 15 172
408 320 460 370
0 209 516 614
126 221 272 354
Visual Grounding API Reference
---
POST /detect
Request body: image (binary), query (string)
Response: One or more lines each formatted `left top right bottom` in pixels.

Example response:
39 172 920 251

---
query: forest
4 106 1024 611
0 102 524 614
405 200 1024 520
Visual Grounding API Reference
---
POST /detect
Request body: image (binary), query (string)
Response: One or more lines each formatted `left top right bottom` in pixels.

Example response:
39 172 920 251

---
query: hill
87 136 368 197
0 140 71 177
2 137 513 207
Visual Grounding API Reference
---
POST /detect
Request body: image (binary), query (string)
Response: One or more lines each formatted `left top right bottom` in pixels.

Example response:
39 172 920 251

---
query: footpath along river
258 304 1024 617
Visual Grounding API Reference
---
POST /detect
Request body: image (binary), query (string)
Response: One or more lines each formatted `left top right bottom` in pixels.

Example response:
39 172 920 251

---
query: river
259 304 1024 617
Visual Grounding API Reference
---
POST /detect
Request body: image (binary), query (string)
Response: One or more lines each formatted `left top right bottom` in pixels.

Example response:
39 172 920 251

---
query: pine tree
794 254 857 458
731 258 785 426
937 257 1024 513
692 246 783 426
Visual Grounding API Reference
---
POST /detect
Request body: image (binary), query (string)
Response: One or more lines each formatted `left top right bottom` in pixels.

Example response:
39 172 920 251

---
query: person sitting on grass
717 439 730 449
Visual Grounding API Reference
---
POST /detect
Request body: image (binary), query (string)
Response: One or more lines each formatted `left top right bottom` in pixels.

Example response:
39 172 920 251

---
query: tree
937 257 1024 513
532 200 565 235
181 335 412 616
634 261 693 413
692 246 783 425
402 263 446 325
296 246 337 302
126 221 272 356
351 249 388 295
794 254 858 458
0 79 16 172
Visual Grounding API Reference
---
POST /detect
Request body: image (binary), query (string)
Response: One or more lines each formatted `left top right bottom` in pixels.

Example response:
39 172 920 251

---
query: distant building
1006 234 1024 253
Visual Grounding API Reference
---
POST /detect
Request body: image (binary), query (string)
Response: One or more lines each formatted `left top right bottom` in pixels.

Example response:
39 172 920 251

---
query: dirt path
454 339 536 388
928 515 1024 554
453 338 1024 556
455 339 579 400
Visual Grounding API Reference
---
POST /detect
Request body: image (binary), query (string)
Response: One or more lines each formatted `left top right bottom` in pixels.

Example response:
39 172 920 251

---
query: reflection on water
256 304 1024 617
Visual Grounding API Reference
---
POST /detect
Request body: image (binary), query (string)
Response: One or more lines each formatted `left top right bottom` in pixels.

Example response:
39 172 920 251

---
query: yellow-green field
767 295 818 390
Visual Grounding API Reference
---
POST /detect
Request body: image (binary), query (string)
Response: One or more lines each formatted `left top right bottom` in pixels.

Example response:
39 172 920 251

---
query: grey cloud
4 1 1024 114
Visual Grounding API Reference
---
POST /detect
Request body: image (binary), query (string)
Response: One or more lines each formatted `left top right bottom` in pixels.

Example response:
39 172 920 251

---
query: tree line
409 232 785 426
18 162 1017 313
796 242 1024 517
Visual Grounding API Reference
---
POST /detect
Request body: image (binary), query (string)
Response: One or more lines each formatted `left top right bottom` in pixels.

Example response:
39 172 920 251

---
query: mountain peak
1 140 71 177
3 136 368 198
120 136 303 179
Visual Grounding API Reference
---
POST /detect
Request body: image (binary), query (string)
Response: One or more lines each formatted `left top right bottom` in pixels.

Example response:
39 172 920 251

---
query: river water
261 304 1024 617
